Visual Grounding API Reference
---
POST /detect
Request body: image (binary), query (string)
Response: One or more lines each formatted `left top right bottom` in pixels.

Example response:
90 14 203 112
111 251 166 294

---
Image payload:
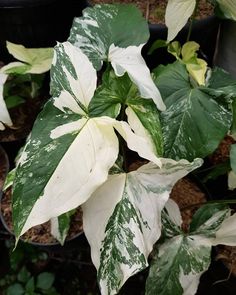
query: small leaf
50 211 73 245
25 277 35 292
17 266 31 283
148 39 167 55
5 95 25 109
36 272 55 290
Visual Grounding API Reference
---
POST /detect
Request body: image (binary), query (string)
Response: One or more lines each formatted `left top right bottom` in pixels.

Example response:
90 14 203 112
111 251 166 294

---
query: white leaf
212 213 236 246
165 199 183 227
82 158 202 295
0 73 12 130
165 0 196 41
228 170 236 190
108 44 166 111
20 117 119 236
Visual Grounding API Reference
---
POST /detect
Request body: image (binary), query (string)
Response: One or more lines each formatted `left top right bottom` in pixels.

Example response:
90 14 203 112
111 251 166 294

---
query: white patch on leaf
108 44 166 111
212 213 236 246
0 73 12 130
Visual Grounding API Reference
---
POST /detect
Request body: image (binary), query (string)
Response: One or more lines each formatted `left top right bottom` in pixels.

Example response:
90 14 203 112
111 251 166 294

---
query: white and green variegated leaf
50 42 97 114
108 44 165 111
230 145 236 181
212 213 236 246
153 61 232 161
214 0 236 20
82 159 202 295
68 4 149 70
0 73 12 130
3 168 16 191
228 170 236 190
189 203 230 237
126 105 163 156
165 0 196 41
0 42 53 74
146 234 212 295
68 4 165 111
50 211 74 245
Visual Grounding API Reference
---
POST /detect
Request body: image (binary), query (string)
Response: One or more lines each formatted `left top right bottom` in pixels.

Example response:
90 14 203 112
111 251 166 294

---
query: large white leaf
108 44 166 111
19 117 119 236
0 73 12 130
82 158 202 295
165 0 196 41
0 42 53 74
212 213 236 246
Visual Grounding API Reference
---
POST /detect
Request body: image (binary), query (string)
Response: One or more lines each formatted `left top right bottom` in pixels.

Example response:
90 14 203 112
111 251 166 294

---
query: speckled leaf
153 61 232 161
82 158 202 295
0 73 12 130
146 234 212 295
146 200 232 295
165 0 196 41
1 42 53 74
68 4 149 70
50 42 97 114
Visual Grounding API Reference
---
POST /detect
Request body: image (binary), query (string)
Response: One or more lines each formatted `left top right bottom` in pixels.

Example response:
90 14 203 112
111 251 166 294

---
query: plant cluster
2 1 236 295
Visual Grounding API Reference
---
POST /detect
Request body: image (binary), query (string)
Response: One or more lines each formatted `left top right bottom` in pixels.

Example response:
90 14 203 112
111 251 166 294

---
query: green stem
186 0 200 42
119 103 128 172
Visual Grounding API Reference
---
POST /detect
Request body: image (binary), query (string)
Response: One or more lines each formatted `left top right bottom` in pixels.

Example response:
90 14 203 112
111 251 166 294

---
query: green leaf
190 203 230 235
82 158 202 295
36 272 55 290
5 95 25 109
215 0 236 20
25 277 35 292
146 234 212 295
69 4 149 70
153 61 232 161
17 266 31 283
230 144 236 174
148 39 167 55
3 168 16 191
6 283 24 295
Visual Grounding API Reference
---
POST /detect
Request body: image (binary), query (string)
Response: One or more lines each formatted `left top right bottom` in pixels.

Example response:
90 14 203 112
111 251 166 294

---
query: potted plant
5 3 236 295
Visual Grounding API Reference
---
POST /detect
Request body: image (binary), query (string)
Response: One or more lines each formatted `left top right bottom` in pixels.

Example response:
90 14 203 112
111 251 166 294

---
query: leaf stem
186 0 200 42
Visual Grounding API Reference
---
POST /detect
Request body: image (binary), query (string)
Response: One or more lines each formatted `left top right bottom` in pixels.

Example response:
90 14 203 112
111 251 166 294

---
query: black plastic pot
0 145 9 191
214 20 236 78
0 0 89 62
143 16 221 70
0 189 87 254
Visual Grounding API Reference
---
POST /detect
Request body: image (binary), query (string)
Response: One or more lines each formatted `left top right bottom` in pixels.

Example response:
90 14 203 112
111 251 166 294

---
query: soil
88 0 214 24
0 145 8 190
0 95 48 142
0 188 83 244
170 177 207 231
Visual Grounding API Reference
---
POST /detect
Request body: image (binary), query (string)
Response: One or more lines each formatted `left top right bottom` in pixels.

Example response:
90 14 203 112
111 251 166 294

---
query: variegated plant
0 42 53 130
165 0 236 41
10 3 236 295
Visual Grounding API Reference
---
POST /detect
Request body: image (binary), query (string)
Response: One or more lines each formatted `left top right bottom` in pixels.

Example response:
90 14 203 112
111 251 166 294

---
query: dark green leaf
25 277 35 292
6 283 24 295
17 266 31 283
5 95 25 109
36 272 55 290
153 61 232 161
148 39 167 55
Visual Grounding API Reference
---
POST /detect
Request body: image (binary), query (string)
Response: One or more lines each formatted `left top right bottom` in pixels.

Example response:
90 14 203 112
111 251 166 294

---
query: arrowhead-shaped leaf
68 4 165 111
1 42 53 74
82 158 202 295
153 61 232 161
146 200 231 295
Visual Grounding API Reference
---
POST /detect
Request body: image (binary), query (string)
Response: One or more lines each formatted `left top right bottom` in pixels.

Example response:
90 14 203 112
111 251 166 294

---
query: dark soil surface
1 188 83 244
89 0 214 24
